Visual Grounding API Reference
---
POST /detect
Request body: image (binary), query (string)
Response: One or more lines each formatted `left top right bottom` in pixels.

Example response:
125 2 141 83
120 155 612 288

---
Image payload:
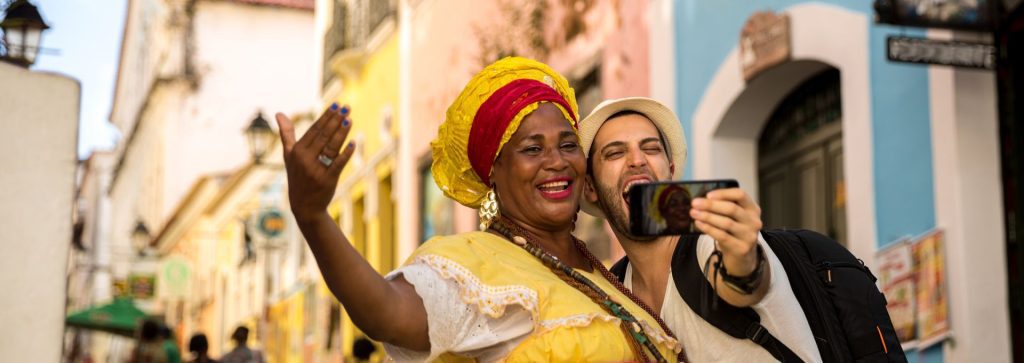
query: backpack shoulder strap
671 234 803 362
610 256 629 283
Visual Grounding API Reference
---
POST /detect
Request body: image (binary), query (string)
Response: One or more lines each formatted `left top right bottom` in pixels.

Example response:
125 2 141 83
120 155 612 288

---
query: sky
29 0 127 159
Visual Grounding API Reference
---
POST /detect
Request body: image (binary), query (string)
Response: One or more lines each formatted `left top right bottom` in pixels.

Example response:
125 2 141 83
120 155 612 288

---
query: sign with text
740 12 791 82
887 36 996 69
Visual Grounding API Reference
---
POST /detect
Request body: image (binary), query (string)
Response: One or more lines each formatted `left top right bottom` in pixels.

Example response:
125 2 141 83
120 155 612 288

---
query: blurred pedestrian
159 325 182 363
187 333 218 363
131 320 168 363
220 326 264 363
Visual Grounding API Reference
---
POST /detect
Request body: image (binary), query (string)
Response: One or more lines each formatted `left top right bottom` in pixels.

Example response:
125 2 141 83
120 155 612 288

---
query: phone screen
628 179 739 237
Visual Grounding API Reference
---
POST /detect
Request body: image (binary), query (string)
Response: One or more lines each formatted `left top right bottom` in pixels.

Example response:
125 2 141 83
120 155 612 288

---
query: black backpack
610 229 907 362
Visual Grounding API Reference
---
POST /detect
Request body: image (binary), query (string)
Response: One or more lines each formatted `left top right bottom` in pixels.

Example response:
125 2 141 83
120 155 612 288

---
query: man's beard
593 178 658 242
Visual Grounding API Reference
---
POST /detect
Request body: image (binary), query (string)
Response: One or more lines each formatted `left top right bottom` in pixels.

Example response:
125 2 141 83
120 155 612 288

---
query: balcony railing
322 0 396 88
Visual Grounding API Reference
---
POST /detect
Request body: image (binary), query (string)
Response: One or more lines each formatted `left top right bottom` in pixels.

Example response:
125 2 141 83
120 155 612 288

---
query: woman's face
490 103 585 231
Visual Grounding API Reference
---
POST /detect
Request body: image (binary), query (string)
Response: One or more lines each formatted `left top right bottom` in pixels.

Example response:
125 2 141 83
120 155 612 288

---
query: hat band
468 79 577 185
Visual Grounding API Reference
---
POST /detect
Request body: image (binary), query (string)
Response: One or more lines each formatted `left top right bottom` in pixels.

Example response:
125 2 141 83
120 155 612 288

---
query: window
419 158 454 243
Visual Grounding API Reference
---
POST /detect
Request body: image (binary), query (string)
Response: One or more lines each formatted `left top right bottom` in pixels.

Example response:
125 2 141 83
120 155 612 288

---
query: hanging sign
256 208 287 239
739 11 792 82
874 0 994 31
887 36 996 69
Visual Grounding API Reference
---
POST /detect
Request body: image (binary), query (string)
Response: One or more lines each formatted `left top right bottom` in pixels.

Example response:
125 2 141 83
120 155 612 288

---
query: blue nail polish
342 118 350 127
330 103 338 110
340 106 350 115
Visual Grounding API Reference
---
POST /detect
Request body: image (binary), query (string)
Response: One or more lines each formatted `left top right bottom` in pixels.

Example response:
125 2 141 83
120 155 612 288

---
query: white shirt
625 234 823 363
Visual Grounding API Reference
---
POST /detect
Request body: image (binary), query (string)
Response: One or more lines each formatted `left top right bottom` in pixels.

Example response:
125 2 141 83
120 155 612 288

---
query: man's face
584 114 674 240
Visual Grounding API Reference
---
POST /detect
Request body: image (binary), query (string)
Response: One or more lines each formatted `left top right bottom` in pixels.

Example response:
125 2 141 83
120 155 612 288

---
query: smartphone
628 179 740 237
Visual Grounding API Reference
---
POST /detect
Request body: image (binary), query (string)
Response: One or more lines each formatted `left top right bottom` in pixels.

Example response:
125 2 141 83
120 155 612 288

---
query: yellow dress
383 231 680 362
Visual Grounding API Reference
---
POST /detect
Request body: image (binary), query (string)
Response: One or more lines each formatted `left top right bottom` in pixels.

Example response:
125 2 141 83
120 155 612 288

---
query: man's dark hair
188 333 209 353
231 326 250 345
586 110 672 176
139 320 161 341
160 325 175 339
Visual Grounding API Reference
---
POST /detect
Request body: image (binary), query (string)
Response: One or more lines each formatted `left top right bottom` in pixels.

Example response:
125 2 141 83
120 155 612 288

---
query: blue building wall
672 1 939 360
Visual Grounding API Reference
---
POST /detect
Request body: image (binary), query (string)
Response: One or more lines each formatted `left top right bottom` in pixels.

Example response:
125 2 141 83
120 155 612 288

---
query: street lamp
245 111 275 164
0 0 49 67
131 220 151 256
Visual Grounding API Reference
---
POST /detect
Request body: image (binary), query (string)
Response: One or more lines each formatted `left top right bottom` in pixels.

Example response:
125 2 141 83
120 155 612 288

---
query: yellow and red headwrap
431 57 579 208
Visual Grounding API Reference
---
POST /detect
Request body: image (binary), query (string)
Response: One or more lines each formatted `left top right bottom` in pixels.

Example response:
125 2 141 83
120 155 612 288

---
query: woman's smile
536 176 574 200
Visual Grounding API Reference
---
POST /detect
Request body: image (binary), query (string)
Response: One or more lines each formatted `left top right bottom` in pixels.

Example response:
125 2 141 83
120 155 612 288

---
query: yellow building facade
318 1 401 359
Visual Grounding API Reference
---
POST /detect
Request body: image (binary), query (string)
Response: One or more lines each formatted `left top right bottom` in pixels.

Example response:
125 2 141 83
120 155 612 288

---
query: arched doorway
757 68 845 245
689 4 874 262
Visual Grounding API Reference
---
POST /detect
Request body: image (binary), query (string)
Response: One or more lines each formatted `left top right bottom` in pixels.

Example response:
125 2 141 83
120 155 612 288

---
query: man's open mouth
621 176 652 207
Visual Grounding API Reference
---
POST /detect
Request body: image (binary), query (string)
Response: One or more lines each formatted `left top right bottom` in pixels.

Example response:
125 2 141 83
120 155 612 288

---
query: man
220 326 265 363
133 320 169 363
579 97 822 362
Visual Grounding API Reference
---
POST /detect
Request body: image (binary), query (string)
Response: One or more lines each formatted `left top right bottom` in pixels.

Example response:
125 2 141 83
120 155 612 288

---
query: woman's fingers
322 107 351 159
276 113 296 154
309 109 340 154
297 105 339 150
328 140 357 176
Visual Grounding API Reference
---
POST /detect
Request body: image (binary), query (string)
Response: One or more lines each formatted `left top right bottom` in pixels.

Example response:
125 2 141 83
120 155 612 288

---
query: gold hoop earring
479 189 499 231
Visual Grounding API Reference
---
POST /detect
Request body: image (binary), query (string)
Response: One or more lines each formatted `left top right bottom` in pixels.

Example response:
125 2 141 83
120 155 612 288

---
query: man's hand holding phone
628 180 769 305
690 188 763 277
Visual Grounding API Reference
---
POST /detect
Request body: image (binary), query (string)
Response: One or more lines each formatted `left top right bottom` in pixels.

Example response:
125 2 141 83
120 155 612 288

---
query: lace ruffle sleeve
381 257 535 362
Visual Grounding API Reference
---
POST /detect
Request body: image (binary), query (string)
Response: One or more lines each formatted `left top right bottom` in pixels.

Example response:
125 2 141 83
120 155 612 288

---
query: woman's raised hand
276 105 429 349
276 104 355 220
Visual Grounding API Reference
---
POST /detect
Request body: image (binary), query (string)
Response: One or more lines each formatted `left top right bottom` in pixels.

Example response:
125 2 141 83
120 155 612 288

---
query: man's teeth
623 180 648 193
539 181 570 192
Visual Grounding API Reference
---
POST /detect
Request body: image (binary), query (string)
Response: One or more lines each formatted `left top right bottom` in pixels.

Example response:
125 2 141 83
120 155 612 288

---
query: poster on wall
876 239 917 344
913 229 951 348
128 273 157 300
875 0 994 30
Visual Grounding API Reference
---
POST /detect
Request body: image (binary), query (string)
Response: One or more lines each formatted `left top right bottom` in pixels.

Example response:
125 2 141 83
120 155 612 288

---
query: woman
275 57 684 362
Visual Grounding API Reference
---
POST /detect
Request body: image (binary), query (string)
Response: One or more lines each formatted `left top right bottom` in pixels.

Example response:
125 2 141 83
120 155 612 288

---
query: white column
647 0 676 113
928 29 1012 363
396 0 418 260
0 63 80 363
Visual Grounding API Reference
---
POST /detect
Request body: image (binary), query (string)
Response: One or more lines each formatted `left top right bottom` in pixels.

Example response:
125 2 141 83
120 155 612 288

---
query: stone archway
689 3 876 264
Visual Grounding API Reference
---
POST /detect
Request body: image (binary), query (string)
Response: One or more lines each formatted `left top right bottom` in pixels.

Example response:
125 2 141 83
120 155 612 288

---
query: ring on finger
317 154 334 167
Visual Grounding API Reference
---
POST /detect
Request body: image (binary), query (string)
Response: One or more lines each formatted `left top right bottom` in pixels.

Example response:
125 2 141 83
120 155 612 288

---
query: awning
65 298 148 337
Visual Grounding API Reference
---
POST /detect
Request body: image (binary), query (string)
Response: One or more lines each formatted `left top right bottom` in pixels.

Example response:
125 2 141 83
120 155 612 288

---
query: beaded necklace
489 217 688 362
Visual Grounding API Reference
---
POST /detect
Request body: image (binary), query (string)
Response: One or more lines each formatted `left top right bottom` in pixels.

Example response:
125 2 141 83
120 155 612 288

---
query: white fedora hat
577 97 687 217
